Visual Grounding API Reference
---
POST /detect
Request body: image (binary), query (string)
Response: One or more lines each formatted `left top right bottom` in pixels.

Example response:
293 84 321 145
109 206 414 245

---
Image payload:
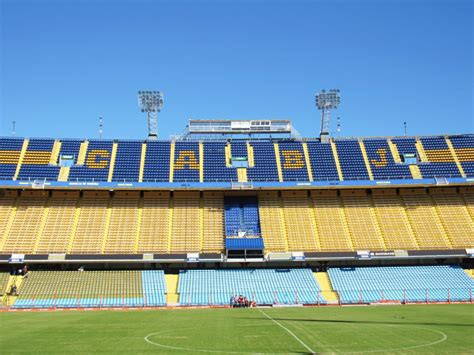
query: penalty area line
258 309 316 354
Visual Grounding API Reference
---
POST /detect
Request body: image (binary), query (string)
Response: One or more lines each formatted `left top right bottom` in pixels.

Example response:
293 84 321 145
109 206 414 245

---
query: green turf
1 304 473 354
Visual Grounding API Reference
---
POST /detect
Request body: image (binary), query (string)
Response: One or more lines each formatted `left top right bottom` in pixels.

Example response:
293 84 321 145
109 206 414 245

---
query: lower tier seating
12 270 166 308
0 272 10 295
328 265 474 303
177 268 323 306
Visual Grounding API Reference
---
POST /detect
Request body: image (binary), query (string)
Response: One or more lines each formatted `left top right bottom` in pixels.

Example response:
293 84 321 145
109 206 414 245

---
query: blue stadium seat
247 141 279 182
112 140 142 182
278 141 309 181
203 141 238 182
68 140 113 181
178 269 324 306
419 137 461 178
328 265 474 303
363 138 412 179
142 270 167 306
224 196 261 237
17 139 60 181
449 134 474 176
173 141 200 182
57 139 83 165
335 140 370 180
306 140 340 181
0 138 26 179
143 141 171 182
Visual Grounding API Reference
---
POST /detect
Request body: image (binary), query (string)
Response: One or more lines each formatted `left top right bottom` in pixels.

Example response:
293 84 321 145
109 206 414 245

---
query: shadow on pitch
240 317 474 327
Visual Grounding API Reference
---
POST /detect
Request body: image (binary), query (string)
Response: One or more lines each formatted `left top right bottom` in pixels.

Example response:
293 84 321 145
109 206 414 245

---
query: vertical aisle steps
107 142 118 182
246 142 255 167
138 142 147 182
313 272 339 303
224 143 232 167
358 140 374 180
330 139 344 181
3 275 24 306
76 140 89 166
199 141 204 183
32 198 51 253
49 140 62 165
302 142 314 182
58 166 70 181
100 198 114 253
409 165 423 179
415 138 428 162
273 143 283 182
66 197 82 254
165 273 179 305
169 141 175 182
445 137 466 177
387 139 402 163
237 168 248 182
13 139 29 181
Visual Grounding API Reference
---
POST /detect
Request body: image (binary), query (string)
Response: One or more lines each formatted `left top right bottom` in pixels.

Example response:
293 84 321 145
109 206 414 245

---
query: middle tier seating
224 196 261 237
0 188 473 255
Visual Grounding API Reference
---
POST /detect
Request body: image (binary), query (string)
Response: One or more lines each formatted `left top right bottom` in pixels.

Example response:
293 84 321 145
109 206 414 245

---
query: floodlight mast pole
138 90 164 140
315 89 340 143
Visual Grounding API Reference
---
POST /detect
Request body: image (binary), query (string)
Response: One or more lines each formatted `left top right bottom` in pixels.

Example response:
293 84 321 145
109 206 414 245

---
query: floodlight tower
138 90 164 140
315 89 340 142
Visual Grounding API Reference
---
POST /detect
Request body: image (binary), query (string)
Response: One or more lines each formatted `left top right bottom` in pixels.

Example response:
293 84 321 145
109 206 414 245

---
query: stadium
0 115 473 352
1 0 473 353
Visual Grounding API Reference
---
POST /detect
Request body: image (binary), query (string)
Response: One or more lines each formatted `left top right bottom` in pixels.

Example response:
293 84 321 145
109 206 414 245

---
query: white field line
258 309 316 354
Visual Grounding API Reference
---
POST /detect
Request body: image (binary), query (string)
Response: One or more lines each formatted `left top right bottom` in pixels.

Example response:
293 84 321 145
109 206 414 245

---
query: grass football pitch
1 304 473 354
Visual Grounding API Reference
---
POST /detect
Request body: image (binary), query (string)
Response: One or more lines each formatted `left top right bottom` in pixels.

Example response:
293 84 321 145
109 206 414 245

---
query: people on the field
230 294 252 308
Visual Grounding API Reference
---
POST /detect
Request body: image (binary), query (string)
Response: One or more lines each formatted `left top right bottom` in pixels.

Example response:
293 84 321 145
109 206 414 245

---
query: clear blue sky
1 0 472 140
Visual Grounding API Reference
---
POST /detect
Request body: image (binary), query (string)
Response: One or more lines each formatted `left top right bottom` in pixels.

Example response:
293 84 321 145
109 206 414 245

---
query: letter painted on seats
282 150 304 169
175 150 199 170
371 148 388 168
86 150 110 169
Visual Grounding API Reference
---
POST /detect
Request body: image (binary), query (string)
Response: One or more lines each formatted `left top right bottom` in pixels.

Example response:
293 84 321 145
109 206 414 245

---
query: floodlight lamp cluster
138 90 164 112
315 89 341 110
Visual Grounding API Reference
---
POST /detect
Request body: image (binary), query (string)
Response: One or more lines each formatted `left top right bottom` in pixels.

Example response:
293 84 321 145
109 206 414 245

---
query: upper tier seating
143 141 170 182
278 141 309 181
306 141 339 181
68 140 113 181
57 139 82 164
450 134 474 177
246 141 279 181
13 270 166 308
203 142 238 182
177 268 323 305
328 265 474 303
17 139 60 181
419 137 461 178
173 141 200 182
335 140 370 180
112 141 141 182
0 135 472 183
0 138 24 179
363 139 412 179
